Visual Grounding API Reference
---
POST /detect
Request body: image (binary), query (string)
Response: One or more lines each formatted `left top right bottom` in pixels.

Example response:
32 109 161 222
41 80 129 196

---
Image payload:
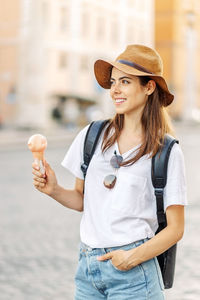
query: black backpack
81 119 178 289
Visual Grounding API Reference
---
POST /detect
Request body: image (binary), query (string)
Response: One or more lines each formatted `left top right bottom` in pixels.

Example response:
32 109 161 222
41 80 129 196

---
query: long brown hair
101 76 174 166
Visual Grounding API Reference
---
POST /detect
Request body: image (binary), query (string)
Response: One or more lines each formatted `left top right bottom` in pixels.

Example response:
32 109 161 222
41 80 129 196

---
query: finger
97 253 113 261
32 169 44 178
34 180 45 189
32 162 40 171
32 161 46 176
33 176 46 183
42 160 51 175
43 159 50 169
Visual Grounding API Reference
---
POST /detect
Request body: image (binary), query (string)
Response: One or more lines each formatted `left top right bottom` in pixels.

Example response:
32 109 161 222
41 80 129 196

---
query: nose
112 81 121 94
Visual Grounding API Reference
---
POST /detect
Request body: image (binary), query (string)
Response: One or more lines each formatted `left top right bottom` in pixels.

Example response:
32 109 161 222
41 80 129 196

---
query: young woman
32 44 187 299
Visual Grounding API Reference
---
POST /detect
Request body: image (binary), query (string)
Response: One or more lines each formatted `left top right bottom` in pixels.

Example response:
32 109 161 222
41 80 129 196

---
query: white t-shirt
61 124 187 248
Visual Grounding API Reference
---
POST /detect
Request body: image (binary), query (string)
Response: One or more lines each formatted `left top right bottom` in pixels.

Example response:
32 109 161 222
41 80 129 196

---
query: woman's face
110 67 151 117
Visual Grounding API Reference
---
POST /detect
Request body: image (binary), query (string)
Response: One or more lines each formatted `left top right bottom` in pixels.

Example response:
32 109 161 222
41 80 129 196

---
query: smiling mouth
115 98 127 104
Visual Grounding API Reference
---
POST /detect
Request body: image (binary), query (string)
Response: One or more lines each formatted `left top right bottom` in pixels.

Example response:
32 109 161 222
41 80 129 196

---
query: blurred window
59 52 68 69
126 17 136 43
59 6 70 33
81 10 90 38
126 23 135 44
96 15 105 40
110 18 119 44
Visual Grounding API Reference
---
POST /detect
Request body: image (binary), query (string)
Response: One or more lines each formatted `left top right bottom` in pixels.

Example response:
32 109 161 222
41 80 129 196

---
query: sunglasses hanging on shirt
103 150 123 189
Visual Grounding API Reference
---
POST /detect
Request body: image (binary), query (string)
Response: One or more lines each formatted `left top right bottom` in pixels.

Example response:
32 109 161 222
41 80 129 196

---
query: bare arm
98 205 185 270
32 160 84 212
50 178 84 212
127 205 184 266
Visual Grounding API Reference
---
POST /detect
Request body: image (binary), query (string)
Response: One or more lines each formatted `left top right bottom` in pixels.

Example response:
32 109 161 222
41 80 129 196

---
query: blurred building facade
0 0 154 129
155 0 200 121
0 0 21 127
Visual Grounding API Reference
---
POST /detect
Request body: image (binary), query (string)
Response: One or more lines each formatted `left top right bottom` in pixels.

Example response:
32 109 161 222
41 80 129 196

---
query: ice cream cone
28 134 47 173
31 151 45 161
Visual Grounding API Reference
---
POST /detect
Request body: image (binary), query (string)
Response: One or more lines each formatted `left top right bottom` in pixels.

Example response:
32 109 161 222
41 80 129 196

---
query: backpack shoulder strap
81 119 109 178
152 135 179 228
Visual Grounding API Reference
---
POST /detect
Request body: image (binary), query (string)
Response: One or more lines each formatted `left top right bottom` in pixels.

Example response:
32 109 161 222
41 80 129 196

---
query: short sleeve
164 142 187 210
61 125 90 179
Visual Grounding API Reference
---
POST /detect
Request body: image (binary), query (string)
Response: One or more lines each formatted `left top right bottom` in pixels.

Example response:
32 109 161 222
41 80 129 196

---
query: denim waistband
79 238 149 255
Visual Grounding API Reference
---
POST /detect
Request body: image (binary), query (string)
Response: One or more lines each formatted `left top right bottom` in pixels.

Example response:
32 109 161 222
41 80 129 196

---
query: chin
116 108 132 115
115 109 126 115
114 105 127 113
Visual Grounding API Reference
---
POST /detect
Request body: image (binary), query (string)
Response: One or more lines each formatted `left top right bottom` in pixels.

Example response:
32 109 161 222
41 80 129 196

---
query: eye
110 80 115 86
121 79 130 84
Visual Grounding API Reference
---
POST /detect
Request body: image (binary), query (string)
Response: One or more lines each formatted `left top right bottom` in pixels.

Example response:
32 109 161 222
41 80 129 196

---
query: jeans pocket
109 259 129 273
107 259 147 287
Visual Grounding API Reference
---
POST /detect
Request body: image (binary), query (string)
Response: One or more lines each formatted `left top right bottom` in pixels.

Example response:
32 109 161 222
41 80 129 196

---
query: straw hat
94 44 174 106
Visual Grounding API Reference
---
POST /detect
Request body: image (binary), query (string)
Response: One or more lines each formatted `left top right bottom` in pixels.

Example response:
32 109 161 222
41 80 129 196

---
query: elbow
76 205 83 212
172 227 184 243
75 198 84 212
77 194 84 212
177 228 184 241
73 190 84 212
71 205 83 212
176 221 185 242
167 223 184 243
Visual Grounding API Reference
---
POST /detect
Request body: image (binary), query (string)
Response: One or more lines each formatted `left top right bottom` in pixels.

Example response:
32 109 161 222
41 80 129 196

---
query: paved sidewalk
0 120 200 299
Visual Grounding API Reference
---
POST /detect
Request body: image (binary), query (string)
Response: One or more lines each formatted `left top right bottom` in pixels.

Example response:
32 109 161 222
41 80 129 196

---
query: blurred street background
1 0 200 299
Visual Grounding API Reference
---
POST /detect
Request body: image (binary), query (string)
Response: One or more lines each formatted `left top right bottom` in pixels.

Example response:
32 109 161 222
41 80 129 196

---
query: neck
122 113 143 136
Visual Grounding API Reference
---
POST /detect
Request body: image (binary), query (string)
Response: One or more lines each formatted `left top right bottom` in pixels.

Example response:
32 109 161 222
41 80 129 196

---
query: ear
145 80 156 95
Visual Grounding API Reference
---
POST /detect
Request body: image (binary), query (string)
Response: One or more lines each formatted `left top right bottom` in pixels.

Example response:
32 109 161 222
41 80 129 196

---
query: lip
114 98 127 105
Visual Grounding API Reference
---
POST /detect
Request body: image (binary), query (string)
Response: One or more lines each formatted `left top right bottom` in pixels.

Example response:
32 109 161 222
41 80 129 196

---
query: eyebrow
110 76 133 81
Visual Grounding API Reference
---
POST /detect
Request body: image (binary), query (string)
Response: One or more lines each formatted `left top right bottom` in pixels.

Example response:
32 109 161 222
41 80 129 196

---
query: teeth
115 99 126 103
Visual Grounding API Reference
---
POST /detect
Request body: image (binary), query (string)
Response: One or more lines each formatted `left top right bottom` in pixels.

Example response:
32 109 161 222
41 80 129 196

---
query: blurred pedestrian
32 44 187 299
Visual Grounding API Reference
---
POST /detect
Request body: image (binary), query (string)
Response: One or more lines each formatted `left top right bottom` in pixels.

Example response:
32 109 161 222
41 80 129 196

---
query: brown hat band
117 59 154 75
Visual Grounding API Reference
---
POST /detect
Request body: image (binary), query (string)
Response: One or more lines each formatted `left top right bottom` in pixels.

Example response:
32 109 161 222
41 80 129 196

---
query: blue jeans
75 239 165 299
